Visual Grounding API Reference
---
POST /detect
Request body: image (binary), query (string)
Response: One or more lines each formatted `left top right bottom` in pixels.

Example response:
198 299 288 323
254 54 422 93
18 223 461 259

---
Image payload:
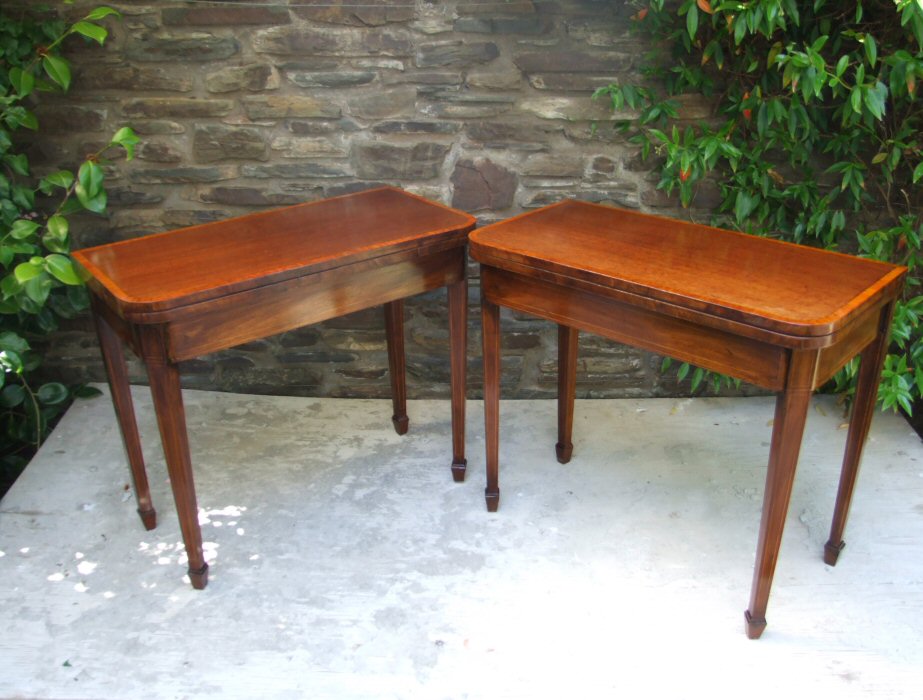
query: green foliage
597 0 923 413
1 3 137 487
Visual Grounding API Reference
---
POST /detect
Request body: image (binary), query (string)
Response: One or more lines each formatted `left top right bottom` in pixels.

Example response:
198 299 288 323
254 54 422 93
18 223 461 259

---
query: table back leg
824 302 896 565
556 325 578 464
139 327 208 590
746 349 818 639
481 295 501 512
384 300 409 435
91 300 157 531
448 279 468 482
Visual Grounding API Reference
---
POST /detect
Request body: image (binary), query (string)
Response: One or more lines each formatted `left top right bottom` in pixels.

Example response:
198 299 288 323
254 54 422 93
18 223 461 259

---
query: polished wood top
74 187 475 316
470 200 905 338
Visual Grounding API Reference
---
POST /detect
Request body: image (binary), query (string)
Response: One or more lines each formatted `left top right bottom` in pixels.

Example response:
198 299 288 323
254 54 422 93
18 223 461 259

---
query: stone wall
37 0 742 400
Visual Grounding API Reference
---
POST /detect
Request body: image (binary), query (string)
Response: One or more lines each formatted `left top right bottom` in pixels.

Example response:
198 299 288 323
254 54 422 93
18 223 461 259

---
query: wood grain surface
470 200 905 338
74 187 475 317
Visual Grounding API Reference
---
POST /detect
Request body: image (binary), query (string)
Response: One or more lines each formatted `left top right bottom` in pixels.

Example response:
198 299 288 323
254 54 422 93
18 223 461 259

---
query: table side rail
471 242 905 344
481 265 789 391
77 227 472 321
812 309 882 390
166 247 465 362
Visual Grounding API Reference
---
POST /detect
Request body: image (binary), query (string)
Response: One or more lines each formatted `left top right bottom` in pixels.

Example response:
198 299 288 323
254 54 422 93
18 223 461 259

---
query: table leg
448 279 468 482
90 300 157 531
138 327 208 590
482 295 501 512
384 300 409 435
556 325 578 464
824 302 895 566
745 349 817 639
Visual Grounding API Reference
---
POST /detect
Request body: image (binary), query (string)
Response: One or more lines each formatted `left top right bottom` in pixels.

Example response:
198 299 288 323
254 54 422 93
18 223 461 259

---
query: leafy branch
1 4 139 487
596 0 923 412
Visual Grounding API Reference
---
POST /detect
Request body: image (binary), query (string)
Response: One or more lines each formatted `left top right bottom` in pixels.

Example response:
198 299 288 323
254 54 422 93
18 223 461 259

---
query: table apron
482 265 791 391
165 247 465 362
813 309 882 388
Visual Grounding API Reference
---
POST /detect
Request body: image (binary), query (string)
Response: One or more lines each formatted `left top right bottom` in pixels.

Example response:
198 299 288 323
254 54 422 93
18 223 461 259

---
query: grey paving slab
1 388 921 699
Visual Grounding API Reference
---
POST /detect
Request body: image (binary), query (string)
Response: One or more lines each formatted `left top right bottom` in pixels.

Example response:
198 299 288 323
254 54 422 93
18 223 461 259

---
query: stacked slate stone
38 0 735 401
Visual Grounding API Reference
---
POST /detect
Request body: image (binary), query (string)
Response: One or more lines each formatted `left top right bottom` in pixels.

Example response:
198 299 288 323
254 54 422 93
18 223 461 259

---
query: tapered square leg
745 349 817 638
139 326 208 590
556 325 578 464
481 296 501 512
384 300 409 435
448 278 468 482
824 302 895 566
90 298 156 531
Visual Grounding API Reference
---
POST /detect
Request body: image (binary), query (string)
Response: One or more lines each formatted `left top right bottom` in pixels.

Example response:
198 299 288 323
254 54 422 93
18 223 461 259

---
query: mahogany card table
74 187 475 590
469 200 906 638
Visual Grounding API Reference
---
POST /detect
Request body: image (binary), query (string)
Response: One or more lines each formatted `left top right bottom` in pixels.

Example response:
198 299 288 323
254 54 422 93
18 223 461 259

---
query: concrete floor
1 387 922 699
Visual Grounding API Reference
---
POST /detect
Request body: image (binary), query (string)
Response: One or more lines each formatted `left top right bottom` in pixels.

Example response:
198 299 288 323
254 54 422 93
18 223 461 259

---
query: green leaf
768 41 783 68
80 192 107 215
3 106 37 131
43 216 70 253
811 35 829 53
734 190 757 222
9 67 35 97
734 14 748 44
31 308 58 335
13 261 44 284
913 162 923 183
690 367 705 392
23 273 52 305
76 161 104 198
36 382 68 405
835 55 849 78
3 153 30 176
11 185 35 211
0 331 30 354
75 161 107 213
84 6 120 20
687 5 699 39
9 219 40 241
18 110 38 130
109 126 140 160
864 34 877 67
757 102 769 136
66 284 89 312
3 241 39 256
0 346 24 373
74 384 103 399
862 82 887 120
47 216 69 241
44 254 82 285
850 86 863 114
71 21 107 45
0 384 26 409
42 55 72 91
38 170 74 195
0 274 21 300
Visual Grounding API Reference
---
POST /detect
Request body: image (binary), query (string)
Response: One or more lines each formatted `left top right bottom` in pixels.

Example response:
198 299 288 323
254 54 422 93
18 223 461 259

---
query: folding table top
74 187 475 317
470 200 905 339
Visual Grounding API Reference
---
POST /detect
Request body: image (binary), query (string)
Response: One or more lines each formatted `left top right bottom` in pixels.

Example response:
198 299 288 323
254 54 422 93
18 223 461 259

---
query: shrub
596 0 923 412
1 3 138 491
